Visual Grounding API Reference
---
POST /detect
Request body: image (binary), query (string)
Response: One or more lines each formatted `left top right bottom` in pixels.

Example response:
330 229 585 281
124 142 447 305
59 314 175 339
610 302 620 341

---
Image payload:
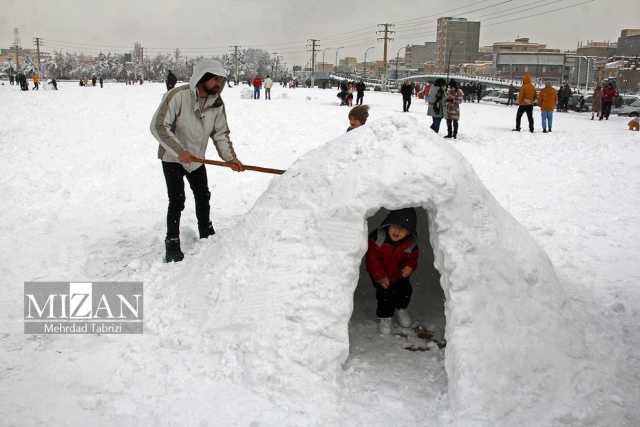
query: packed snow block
165 115 585 425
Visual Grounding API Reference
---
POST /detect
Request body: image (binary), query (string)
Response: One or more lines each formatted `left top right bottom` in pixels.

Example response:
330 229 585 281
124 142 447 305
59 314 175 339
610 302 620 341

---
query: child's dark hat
382 208 417 235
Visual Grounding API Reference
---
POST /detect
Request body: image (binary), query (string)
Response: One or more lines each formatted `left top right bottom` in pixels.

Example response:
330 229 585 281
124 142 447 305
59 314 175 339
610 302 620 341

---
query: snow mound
151 115 587 426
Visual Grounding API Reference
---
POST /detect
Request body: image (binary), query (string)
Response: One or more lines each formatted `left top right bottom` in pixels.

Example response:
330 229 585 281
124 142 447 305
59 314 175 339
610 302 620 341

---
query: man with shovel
151 59 246 263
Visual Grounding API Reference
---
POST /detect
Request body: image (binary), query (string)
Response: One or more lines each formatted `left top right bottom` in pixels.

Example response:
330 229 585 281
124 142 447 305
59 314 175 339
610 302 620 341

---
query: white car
616 98 640 117
612 95 640 115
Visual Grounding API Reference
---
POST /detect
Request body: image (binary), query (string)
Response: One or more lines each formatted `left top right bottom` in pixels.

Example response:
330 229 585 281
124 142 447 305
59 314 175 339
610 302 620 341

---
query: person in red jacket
252 76 263 99
366 208 419 335
600 82 619 121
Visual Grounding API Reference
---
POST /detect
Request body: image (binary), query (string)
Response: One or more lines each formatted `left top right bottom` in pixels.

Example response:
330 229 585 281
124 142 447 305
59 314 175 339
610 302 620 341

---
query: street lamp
446 40 464 83
363 46 374 79
335 46 344 74
395 45 407 80
322 47 331 74
271 52 279 80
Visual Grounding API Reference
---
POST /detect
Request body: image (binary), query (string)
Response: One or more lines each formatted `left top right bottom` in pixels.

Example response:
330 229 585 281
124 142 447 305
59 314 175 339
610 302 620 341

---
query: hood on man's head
189 59 227 92
522 73 532 84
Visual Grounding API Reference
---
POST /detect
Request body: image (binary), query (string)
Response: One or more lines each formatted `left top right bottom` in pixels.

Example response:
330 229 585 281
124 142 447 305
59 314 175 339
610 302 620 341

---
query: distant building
492 38 567 84
315 62 334 73
338 57 358 73
404 42 436 69
595 56 640 93
435 17 481 71
617 29 640 56
495 51 568 84
476 46 494 62
492 37 553 54
576 41 617 58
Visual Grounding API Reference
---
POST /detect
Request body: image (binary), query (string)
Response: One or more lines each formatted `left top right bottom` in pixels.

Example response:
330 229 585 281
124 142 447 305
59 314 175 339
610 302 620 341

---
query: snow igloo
154 115 585 426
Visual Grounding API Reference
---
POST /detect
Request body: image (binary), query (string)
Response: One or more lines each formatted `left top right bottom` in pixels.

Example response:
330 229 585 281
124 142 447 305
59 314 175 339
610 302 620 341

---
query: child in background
347 105 369 132
366 208 419 335
628 113 639 131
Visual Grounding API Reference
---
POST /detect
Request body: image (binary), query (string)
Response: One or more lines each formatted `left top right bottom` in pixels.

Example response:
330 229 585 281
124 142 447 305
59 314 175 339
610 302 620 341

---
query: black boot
199 221 216 239
165 237 184 263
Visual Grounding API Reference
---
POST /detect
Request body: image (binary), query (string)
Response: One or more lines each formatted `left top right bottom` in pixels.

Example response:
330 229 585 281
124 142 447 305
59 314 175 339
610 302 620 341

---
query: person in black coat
400 81 413 112
355 80 366 105
166 70 177 91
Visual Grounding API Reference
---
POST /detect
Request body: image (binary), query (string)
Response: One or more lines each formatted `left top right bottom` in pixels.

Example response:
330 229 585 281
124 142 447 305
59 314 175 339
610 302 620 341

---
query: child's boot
378 317 392 335
395 309 412 328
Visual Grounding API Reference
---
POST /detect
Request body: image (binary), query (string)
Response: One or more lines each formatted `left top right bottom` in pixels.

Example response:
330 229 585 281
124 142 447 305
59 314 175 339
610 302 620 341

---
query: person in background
513 73 536 133
591 84 602 120
427 78 446 134
252 75 263 99
400 80 413 112
355 80 366 105
600 82 618 121
444 79 464 139
628 113 639 131
538 81 558 133
264 75 273 100
166 70 178 91
32 73 40 90
507 84 516 106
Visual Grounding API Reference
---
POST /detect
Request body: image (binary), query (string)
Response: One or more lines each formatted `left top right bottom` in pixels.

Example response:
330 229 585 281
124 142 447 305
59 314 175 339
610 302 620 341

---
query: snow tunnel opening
348 206 446 359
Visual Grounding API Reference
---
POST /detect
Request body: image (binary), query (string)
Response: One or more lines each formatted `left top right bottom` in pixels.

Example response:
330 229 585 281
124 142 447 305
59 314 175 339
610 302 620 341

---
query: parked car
616 99 640 117
567 94 589 112
494 92 511 105
482 89 508 104
612 95 640 115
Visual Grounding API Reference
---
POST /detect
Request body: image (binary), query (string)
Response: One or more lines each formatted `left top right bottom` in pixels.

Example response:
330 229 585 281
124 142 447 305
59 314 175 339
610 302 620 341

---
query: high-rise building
435 17 480 71
404 42 436 69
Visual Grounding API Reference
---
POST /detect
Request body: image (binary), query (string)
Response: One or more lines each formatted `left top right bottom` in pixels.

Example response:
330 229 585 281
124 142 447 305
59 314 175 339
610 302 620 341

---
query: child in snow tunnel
347 105 369 132
366 208 419 335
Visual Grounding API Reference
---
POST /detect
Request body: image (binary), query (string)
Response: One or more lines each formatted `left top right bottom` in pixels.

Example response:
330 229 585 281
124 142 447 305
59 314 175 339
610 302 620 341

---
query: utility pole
33 36 43 78
307 39 320 87
13 28 21 68
230 45 240 84
377 23 395 81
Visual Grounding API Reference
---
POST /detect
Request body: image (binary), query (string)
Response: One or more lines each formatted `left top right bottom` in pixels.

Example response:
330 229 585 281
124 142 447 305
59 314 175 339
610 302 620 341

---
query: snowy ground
1 81 639 426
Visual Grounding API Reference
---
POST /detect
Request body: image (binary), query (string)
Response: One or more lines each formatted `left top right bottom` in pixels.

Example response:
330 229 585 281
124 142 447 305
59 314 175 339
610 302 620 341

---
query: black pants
446 119 459 137
403 95 411 112
162 161 211 239
515 105 534 131
372 277 412 318
601 101 612 120
356 92 364 105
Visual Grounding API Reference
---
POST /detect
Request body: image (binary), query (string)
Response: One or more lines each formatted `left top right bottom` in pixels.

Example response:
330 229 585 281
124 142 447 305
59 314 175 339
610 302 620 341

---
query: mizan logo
24 282 143 334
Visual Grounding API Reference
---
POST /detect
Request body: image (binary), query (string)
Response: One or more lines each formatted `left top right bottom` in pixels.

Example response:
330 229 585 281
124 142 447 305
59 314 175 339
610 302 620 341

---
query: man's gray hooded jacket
150 60 237 172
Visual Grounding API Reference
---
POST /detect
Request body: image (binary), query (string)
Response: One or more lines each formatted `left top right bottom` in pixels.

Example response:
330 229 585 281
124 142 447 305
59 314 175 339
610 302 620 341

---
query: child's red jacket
366 228 419 284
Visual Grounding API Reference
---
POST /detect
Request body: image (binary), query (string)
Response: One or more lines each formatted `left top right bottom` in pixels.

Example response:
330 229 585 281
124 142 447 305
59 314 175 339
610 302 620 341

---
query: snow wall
151 115 587 426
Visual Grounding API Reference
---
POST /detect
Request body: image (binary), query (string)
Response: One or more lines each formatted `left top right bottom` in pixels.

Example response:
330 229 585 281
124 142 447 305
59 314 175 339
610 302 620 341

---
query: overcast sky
2 0 639 67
